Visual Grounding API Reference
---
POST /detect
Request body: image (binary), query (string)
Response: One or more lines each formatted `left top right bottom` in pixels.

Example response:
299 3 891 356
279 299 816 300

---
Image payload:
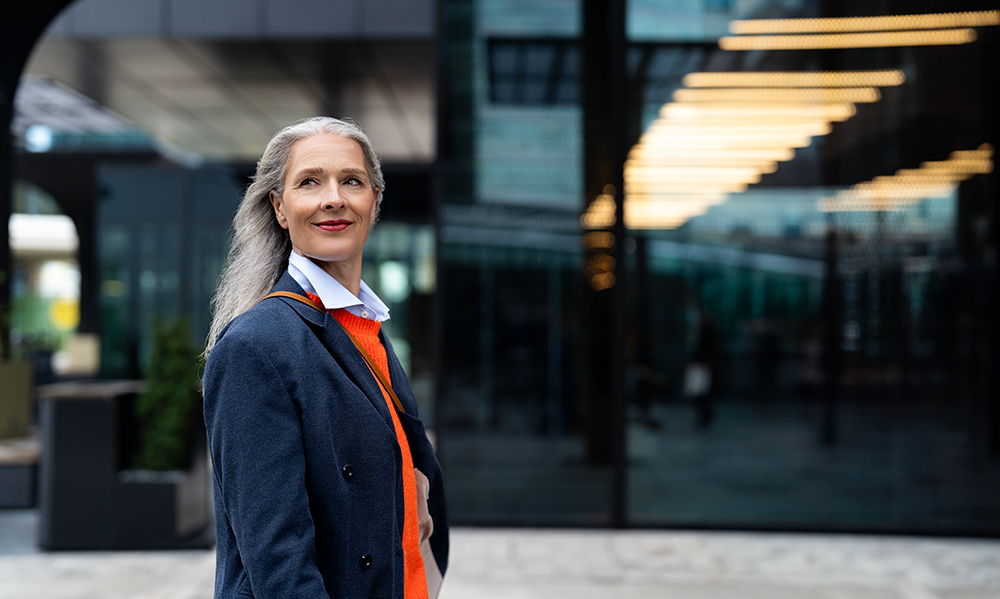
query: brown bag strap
264 290 324 312
261 291 405 413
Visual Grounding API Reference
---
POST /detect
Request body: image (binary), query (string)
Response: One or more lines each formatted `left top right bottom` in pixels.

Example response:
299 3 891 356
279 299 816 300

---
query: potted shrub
116 315 211 549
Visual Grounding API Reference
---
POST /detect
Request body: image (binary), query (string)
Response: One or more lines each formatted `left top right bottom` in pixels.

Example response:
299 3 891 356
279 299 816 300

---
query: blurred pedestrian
684 307 720 429
203 117 447 599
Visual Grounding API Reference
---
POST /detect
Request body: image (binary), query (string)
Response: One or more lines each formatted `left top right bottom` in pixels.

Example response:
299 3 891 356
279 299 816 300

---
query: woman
203 117 447 599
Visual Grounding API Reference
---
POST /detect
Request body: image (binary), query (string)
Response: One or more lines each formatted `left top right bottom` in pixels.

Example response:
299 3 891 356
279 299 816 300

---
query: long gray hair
204 116 384 357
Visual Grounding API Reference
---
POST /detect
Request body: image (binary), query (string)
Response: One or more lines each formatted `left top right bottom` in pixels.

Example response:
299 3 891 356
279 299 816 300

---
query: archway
0 0 75 359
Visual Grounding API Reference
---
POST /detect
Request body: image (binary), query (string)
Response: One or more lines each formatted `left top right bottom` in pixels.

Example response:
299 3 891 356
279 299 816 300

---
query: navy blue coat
203 272 448 599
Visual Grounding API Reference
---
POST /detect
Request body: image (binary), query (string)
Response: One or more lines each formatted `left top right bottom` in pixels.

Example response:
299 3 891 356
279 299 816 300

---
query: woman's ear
270 190 288 229
370 188 380 222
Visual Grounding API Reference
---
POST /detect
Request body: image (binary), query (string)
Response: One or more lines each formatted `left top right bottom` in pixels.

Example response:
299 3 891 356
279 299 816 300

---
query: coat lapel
318 314 395 428
268 273 395 430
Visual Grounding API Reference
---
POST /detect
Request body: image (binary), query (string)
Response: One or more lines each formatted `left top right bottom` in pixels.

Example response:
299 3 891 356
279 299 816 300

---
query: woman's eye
345 177 362 186
300 177 318 187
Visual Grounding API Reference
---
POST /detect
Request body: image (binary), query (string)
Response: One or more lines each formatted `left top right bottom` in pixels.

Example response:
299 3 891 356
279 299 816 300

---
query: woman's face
270 133 379 269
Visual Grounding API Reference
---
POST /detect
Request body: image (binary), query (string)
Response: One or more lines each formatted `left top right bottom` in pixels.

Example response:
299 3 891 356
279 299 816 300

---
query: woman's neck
304 252 363 298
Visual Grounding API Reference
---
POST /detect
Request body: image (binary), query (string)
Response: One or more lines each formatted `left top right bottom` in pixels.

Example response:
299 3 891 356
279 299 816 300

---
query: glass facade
438 0 1000 534
97 164 243 377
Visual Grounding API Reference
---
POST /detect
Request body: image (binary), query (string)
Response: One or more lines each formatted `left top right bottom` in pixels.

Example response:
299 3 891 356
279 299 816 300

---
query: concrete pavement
1 510 999 598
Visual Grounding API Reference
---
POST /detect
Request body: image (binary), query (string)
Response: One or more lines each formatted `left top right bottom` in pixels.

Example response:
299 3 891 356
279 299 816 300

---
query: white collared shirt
287 251 390 322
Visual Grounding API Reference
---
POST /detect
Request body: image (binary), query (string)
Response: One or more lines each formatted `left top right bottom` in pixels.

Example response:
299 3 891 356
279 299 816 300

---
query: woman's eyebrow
290 166 324 180
340 167 368 179
290 166 367 180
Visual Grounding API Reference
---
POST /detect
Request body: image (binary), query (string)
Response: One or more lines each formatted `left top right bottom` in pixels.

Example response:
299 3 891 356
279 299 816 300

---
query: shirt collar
287 251 390 322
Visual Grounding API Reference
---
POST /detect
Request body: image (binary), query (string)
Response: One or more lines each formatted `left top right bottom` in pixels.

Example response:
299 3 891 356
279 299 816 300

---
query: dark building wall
436 0 1000 534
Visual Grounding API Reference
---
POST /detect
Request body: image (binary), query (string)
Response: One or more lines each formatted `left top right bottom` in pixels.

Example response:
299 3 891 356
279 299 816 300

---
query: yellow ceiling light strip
819 196 927 213
729 10 999 35
629 147 795 162
626 180 752 194
625 196 727 230
625 59 918 227
640 132 817 149
625 193 729 204
853 182 956 194
661 103 857 121
719 29 977 51
819 144 994 212
646 122 833 135
674 87 881 104
625 166 765 184
629 158 780 174
683 70 905 88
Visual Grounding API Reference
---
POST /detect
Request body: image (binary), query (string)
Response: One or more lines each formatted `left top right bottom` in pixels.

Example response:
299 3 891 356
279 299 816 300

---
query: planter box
115 417 212 549
115 467 210 549
37 381 212 550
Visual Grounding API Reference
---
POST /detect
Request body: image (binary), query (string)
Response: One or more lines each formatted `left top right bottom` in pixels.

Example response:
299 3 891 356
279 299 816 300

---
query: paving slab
1 510 998 599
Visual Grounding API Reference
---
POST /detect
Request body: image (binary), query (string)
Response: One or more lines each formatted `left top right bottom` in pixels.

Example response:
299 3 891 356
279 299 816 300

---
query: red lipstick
316 220 351 232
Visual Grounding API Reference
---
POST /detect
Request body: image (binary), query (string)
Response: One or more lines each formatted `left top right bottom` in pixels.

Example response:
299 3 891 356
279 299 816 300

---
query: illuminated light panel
945 146 994 159
625 166 764 184
640 133 816 149
629 158 780 174
884 170 985 182
820 144 994 212
629 147 796 163
626 180 751 194
627 65 922 228
674 87 880 104
625 202 717 215
683 70 905 88
852 182 955 195
920 160 994 174
719 29 977 51
654 117 842 128
729 10 1000 34
625 217 689 229
819 196 921 212
625 193 728 205
646 122 832 136
625 198 724 229
921 146 994 169
662 103 857 121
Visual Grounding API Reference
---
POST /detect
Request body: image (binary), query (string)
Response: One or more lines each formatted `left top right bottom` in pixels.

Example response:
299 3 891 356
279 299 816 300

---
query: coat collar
268 272 395 429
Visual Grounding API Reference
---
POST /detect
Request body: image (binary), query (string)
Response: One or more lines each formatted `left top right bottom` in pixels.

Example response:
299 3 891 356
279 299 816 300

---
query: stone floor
441 399 1000 534
1 510 999 598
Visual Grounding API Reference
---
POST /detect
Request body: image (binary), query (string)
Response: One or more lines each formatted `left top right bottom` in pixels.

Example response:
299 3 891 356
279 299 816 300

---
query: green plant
133 316 201 472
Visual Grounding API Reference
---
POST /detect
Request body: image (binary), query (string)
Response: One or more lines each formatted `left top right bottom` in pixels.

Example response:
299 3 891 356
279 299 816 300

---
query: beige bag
414 469 442 599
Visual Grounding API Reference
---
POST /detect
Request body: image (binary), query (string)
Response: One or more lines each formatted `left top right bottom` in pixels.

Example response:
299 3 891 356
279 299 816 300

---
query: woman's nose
321 186 345 210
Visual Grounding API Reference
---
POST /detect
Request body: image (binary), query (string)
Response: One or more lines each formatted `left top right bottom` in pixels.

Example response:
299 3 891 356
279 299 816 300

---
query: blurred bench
0 437 39 508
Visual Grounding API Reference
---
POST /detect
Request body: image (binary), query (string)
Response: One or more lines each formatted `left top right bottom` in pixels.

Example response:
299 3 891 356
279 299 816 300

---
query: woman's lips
316 220 351 232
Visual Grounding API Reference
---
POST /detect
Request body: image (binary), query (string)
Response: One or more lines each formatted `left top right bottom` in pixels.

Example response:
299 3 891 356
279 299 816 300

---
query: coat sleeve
204 329 332 599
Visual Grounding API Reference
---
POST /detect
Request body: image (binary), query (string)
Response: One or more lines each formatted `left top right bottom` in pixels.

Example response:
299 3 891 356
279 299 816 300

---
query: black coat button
360 554 373 569
342 465 354 479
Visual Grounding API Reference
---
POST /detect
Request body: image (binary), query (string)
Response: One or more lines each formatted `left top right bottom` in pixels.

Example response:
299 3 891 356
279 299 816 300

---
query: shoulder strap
260 291 405 413
263 290 324 311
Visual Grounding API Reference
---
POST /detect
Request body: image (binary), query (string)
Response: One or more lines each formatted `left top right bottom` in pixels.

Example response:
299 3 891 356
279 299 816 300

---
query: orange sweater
305 293 427 599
